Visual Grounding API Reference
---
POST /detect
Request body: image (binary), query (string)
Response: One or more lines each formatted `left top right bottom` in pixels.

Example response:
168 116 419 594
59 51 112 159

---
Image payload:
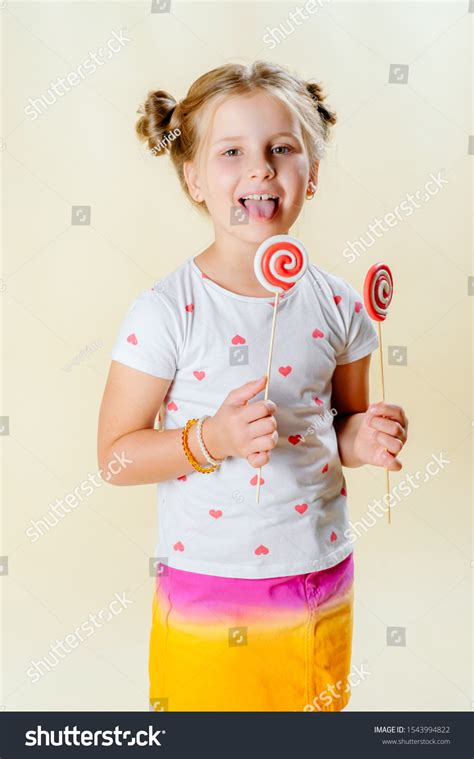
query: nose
247 153 276 181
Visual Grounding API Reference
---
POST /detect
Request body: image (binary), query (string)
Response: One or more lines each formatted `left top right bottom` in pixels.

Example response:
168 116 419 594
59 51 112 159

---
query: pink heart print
334 295 342 306
185 303 194 313
209 509 223 519
312 328 324 339
294 503 308 514
341 487 347 496
279 366 292 377
127 333 138 345
322 463 329 473
173 541 185 551
231 334 246 345
167 401 178 411
193 370 205 381
330 531 337 542
250 474 264 487
255 544 269 555
313 397 324 406
177 475 187 482
355 301 363 313
288 435 302 446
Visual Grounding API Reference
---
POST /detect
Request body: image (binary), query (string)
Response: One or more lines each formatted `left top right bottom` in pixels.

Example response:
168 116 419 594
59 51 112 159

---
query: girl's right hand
204 376 278 469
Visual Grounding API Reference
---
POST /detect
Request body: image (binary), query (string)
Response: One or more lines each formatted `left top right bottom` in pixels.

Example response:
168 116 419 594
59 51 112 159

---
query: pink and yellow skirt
149 552 354 712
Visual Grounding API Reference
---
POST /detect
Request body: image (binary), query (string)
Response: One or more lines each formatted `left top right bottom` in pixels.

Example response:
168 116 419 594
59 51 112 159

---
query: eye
272 145 291 154
222 148 241 157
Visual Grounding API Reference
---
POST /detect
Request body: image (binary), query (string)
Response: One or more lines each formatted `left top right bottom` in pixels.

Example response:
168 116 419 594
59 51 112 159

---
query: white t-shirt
111 255 379 579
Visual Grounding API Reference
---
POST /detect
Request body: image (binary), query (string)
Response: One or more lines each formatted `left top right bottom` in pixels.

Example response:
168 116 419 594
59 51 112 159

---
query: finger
249 416 278 439
369 416 407 442
249 434 277 454
375 431 404 455
247 451 269 468
242 399 276 424
380 448 403 471
228 376 267 407
368 402 405 424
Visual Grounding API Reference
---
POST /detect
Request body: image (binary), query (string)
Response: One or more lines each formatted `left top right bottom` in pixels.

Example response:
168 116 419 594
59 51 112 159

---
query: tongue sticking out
244 199 277 221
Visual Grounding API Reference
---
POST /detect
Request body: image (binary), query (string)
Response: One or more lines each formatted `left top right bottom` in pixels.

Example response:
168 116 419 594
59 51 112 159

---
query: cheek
206 159 237 195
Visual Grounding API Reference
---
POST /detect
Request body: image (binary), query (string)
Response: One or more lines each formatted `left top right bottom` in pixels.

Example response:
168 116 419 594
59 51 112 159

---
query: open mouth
238 194 280 222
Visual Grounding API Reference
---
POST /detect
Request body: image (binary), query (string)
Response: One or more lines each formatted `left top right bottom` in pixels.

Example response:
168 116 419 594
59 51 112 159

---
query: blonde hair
136 60 337 214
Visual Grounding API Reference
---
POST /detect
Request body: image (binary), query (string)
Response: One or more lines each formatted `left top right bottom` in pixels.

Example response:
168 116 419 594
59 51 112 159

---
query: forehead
206 90 302 142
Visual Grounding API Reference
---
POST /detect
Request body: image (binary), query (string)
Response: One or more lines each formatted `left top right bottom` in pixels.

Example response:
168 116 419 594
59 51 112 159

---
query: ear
183 160 203 202
309 160 319 190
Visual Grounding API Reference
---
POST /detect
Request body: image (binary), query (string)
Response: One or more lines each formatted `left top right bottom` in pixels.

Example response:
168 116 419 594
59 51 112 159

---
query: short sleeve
111 289 179 379
334 279 379 365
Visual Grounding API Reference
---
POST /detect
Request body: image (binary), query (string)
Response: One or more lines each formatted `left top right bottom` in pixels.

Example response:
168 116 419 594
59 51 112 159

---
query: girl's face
186 91 318 244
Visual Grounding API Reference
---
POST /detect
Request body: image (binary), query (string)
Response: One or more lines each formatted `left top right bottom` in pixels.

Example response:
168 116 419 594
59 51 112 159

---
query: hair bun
306 82 337 135
136 89 178 156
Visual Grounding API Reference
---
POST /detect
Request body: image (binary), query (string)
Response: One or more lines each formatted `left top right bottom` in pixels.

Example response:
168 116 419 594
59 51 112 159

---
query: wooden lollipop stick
377 320 391 526
256 291 280 504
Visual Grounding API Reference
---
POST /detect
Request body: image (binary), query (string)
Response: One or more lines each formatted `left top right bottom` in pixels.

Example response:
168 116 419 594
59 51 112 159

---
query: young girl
98 61 408 712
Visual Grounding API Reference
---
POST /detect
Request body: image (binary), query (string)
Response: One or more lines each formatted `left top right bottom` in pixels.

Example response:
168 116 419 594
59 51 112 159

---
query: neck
196 225 289 296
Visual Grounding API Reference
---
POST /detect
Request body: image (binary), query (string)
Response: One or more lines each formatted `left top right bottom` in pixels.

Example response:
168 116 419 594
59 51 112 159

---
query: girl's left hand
354 402 408 471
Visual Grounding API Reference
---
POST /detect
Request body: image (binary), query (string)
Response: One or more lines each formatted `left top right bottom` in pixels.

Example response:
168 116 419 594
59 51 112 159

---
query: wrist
201 416 229 461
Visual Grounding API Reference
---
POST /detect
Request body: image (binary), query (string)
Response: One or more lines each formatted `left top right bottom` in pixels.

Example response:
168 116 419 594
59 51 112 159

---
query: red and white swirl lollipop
254 234 309 294
363 262 395 524
254 235 309 503
364 263 393 321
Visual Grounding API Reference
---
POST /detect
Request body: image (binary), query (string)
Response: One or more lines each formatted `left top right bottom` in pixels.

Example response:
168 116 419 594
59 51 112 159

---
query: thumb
226 375 268 407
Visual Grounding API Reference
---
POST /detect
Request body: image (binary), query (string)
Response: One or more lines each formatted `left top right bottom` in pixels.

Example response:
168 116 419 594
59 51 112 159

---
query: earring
306 181 317 200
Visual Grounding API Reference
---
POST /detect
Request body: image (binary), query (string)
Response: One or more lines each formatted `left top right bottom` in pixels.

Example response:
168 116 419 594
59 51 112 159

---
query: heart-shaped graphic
185 303 194 313
177 475 187 482
288 434 302 446
312 328 324 339
355 301 363 313
334 295 342 306
173 541 185 551
250 474 264 487
193 370 205 381
167 401 178 411
127 333 138 345
341 487 347 496
209 509 223 519
322 463 329 473
231 334 246 345
330 531 337 542
279 366 292 377
313 397 324 406
255 544 269 555
295 503 308 515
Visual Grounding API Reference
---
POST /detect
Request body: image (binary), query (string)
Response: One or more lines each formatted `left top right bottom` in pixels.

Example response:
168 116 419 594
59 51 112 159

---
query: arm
97 361 227 486
331 354 409 471
331 355 370 468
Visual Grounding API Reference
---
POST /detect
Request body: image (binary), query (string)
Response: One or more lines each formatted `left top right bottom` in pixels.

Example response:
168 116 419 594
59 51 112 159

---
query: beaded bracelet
197 415 226 467
181 418 218 474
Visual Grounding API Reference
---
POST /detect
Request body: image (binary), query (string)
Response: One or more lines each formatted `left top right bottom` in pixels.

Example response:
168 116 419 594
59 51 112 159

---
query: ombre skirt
149 552 354 712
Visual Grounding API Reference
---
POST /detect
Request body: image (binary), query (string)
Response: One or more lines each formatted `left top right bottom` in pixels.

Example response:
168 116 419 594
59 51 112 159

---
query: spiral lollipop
254 235 309 503
364 263 393 321
363 263 394 524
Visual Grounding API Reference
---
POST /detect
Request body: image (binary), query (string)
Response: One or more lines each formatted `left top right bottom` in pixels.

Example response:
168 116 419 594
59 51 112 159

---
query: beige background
1 0 472 711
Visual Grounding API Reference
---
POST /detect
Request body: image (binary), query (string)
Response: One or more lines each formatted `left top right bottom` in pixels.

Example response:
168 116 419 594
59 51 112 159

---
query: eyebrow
212 131 301 146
